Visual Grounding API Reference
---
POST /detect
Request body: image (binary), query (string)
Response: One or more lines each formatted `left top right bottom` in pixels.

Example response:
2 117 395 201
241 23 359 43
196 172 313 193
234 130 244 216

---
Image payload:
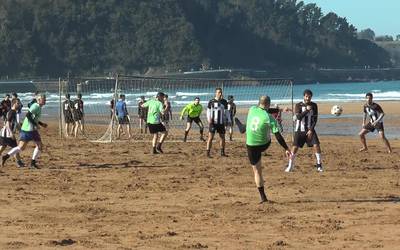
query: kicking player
359 92 392 153
73 93 85 138
116 94 132 139
206 87 231 157
161 94 172 130
63 94 74 137
226 95 237 141
246 96 291 203
1 94 47 169
285 89 323 172
142 92 167 154
0 99 24 167
138 96 148 134
180 97 205 142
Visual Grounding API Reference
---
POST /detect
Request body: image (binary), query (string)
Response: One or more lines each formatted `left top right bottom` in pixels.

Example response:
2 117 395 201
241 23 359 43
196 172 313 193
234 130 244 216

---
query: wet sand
0 101 399 249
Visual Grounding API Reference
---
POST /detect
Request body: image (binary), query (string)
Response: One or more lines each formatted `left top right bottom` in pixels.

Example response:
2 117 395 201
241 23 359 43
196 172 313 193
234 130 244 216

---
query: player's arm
270 117 291 157
309 103 318 131
233 104 237 117
180 104 188 119
295 103 309 120
224 100 232 124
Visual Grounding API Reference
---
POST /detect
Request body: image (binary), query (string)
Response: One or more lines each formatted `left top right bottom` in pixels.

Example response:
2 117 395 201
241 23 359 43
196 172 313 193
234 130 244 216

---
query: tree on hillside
358 28 375 41
375 35 394 42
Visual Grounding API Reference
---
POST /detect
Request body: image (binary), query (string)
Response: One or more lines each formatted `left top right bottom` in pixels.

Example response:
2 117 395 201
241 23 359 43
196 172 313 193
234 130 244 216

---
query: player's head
11 99 20 110
5 94 10 100
65 93 70 100
164 94 169 100
11 92 17 99
194 97 200 105
258 95 271 109
228 95 234 102
120 94 125 100
366 92 373 104
156 92 165 102
77 93 82 99
140 95 145 101
303 89 313 103
215 87 223 100
37 94 46 106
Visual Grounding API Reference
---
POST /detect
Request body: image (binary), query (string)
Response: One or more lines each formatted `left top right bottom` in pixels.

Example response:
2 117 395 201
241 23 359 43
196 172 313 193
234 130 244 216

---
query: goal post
59 75 294 142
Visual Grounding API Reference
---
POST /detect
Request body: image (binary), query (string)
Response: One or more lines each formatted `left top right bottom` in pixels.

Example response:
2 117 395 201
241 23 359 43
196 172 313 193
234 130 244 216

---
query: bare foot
388 150 393 154
359 148 368 152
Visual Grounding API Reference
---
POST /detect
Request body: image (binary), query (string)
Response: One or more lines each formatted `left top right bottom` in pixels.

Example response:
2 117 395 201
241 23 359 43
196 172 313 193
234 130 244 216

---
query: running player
27 91 39 108
138 96 148 134
161 94 172 130
246 96 291 203
142 92 167 154
180 97 205 142
226 95 237 141
116 94 132 139
0 99 24 167
73 93 85 138
359 92 392 153
206 87 231 157
1 94 47 169
285 89 322 172
63 94 74 137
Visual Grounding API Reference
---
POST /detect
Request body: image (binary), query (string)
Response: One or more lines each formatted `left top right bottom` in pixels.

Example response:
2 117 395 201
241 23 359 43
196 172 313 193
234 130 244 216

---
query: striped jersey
364 103 384 123
207 98 230 125
0 110 17 138
294 101 318 132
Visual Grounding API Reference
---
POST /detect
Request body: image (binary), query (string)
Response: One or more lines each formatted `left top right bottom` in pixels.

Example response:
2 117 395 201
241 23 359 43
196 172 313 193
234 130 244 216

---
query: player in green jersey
180 97 205 142
245 96 291 203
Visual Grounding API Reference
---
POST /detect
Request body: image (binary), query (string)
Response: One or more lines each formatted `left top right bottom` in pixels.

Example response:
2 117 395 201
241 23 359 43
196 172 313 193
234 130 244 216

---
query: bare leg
252 160 267 203
379 131 392 153
206 132 214 157
184 122 192 142
359 129 369 152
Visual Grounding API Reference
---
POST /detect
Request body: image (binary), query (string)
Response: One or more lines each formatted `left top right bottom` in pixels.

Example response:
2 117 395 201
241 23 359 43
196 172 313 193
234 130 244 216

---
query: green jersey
21 102 42 132
143 98 163 124
246 106 279 146
181 103 203 118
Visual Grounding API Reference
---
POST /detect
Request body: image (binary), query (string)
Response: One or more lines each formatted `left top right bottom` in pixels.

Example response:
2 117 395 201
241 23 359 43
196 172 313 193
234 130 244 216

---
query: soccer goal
59 75 293 142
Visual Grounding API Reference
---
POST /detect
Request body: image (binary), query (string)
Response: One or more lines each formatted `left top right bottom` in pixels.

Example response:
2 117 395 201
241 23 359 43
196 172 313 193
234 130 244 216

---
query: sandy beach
0 101 399 249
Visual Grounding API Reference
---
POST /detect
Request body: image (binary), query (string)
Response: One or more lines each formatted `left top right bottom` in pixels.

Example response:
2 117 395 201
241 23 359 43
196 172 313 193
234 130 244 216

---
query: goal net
59 75 293 142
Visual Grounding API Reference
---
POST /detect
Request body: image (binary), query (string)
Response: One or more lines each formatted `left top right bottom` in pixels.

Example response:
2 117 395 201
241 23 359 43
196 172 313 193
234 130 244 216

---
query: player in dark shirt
161 94 172 130
0 94 11 122
206 87 231 157
11 92 23 125
138 96 148 134
73 93 85 138
286 89 322 172
359 92 392 153
226 95 237 141
63 94 74 137
0 99 24 167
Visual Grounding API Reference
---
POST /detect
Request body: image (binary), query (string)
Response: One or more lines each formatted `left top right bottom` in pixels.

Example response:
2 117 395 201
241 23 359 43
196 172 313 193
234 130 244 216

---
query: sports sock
288 153 296 168
315 153 321 165
257 186 267 201
8 146 21 157
32 146 40 160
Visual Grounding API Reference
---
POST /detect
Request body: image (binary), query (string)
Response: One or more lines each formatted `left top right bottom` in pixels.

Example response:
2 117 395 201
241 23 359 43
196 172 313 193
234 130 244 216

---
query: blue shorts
20 130 41 142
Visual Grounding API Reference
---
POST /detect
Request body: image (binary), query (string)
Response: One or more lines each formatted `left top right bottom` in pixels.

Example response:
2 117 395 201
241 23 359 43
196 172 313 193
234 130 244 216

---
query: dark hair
140 95 145 100
5 94 10 97
228 95 234 100
303 89 313 97
165 94 168 98
156 92 165 98
366 92 373 98
194 97 200 100
215 87 222 92
65 93 70 99
120 94 125 98
77 93 82 98
12 92 17 98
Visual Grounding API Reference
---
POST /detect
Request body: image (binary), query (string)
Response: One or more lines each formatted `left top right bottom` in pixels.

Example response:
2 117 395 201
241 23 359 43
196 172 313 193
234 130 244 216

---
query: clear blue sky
302 0 400 37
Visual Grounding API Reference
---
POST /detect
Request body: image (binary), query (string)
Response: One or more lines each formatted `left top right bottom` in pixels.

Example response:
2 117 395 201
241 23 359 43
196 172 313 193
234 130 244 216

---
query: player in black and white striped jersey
285 89 322 172
359 92 392 153
206 87 231 158
0 99 24 167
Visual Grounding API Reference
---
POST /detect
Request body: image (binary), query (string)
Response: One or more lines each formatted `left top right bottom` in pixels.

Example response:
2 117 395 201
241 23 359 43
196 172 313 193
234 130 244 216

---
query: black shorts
0 137 18 148
293 131 320 148
118 116 130 125
73 112 83 121
64 112 74 124
363 122 384 132
187 116 202 124
247 142 271 165
148 123 166 134
209 124 225 134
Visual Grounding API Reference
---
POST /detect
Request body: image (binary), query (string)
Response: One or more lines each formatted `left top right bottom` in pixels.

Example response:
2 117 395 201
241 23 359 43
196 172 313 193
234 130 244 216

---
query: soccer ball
331 105 343 116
